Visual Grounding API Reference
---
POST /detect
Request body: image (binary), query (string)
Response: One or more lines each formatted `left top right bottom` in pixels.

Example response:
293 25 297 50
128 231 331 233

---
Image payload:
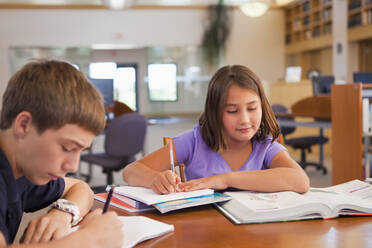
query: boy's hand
79 209 124 248
150 170 181 194
179 174 229 192
21 208 72 244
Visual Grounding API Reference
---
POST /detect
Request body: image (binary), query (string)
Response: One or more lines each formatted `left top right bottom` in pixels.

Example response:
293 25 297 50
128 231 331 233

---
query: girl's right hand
150 170 181 194
79 209 124 248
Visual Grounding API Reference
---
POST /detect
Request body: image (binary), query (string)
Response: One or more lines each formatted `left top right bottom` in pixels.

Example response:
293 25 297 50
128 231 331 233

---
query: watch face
307 69 320 79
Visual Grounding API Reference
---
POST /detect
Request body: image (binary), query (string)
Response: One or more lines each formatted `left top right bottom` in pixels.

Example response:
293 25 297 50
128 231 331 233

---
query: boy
0 60 123 247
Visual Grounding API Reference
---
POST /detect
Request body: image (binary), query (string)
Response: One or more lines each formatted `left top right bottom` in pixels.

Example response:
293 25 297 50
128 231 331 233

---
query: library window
89 62 137 110
147 63 177 102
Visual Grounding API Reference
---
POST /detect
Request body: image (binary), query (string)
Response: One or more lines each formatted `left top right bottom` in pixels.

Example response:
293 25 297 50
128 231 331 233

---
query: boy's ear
13 111 33 138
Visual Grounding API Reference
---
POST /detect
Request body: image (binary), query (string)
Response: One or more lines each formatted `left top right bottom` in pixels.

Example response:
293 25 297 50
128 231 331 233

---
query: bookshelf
285 0 332 46
331 83 372 185
284 0 372 78
348 0 372 28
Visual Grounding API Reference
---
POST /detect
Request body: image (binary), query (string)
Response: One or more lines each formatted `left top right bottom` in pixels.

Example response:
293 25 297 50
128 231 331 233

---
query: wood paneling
359 38 372 72
331 83 363 184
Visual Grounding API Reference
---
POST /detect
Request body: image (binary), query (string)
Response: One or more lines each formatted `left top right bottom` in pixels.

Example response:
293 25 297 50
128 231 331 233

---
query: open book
215 180 372 224
71 216 174 248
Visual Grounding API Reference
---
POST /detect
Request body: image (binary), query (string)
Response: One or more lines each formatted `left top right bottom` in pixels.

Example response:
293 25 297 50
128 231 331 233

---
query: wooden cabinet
331 83 372 184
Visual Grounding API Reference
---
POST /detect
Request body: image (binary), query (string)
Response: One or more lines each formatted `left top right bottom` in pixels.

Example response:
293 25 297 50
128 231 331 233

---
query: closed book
94 193 154 212
113 192 150 209
153 192 232 214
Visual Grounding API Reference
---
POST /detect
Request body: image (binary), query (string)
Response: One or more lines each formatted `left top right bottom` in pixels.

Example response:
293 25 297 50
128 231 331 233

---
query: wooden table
94 202 372 248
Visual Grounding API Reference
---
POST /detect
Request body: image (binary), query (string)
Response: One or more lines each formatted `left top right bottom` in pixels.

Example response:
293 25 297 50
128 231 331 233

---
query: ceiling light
275 0 294 5
240 0 270 17
103 0 134 10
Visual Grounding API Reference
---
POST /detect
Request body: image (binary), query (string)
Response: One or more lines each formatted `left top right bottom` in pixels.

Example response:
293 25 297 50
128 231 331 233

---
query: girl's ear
13 111 33 138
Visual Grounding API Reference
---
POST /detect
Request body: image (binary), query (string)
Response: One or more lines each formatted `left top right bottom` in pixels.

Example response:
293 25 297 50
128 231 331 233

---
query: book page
328 180 372 201
304 188 345 211
321 180 372 212
218 191 331 223
121 216 174 248
71 216 174 248
113 186 214 205
227 191 315 212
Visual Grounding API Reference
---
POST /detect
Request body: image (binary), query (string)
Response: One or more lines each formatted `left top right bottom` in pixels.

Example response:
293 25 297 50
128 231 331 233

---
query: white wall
0 8 285 115
226 9 285 82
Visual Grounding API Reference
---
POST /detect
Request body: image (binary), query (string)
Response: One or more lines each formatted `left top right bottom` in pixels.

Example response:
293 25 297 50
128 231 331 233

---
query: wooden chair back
163 137 186 182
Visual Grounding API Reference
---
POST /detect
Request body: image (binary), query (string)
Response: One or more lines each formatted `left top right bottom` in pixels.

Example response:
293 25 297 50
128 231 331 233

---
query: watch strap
51 199 82 226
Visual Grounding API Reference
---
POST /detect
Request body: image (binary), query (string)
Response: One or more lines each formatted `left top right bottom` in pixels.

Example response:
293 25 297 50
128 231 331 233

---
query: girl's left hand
179 174 229 192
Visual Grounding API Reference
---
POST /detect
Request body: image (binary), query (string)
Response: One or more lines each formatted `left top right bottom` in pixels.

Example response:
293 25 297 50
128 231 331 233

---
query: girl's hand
179 174 229 192
150 170 181 194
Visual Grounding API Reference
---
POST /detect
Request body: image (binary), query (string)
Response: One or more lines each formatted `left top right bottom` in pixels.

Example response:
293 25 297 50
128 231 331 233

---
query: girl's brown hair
199 65 279 151
0 59 106 135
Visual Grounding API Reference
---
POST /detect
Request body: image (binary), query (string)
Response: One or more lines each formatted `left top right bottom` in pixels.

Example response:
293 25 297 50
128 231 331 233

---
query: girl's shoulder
254 136 285 150
174 124 201 140
172 125 203 147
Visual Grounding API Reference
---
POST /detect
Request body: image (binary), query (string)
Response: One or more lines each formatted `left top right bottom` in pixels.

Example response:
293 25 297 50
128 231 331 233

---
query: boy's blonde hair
0 59 106 135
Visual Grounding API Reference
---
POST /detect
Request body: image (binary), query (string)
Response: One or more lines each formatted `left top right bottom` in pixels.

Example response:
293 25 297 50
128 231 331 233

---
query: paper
120 216 174 248
71 216 174 248
113 186 214 205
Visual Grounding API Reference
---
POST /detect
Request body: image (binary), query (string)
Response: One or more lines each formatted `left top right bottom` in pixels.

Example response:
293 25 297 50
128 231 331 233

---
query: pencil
169 141 175 173
103 185 115 213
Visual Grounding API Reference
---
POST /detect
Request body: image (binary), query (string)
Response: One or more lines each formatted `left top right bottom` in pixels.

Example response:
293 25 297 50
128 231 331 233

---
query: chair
163 137 186 182
272 104 328 174
353 72 372 84
312 75 334 96
80 112 147 187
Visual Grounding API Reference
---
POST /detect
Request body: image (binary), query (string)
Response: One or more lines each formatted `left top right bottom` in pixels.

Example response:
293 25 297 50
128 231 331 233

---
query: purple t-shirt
173 125 287 181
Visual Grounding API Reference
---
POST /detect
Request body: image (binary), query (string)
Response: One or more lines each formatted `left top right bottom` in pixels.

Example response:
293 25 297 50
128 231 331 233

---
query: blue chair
80 112 147 186
272 104 328 174
312 75 334 96
353 72 372 84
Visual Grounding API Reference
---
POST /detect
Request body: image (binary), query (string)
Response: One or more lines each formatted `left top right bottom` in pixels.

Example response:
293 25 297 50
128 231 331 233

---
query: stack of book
95 186 231 214
94 192 154 212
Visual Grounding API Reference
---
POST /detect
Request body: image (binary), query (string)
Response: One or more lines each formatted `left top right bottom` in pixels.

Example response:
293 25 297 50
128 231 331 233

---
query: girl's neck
224 139 252 151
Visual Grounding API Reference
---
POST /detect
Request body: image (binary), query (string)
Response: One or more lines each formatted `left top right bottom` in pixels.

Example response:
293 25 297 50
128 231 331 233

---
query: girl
122 65 309 194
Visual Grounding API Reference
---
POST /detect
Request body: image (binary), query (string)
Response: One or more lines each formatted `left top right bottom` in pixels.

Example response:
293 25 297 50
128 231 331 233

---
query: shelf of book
285 0 372 47
285 0 333 46
284 0 372 77
332 83 372 185
348 0 372 28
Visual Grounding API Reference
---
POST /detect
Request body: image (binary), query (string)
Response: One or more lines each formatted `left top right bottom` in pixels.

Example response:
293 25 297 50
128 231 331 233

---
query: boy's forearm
62 179 94 217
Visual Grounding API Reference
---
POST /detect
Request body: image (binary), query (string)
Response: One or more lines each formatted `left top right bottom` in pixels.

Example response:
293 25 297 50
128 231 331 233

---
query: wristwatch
51 199 82 226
